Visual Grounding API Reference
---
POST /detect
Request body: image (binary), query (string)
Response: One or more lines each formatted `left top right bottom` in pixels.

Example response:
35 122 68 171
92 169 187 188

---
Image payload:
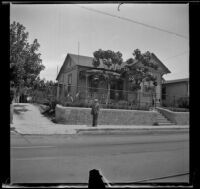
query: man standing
91 99 100 127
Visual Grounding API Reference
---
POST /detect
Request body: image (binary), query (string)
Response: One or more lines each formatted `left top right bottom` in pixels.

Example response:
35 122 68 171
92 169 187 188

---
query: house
161 78 189 107
56 53 171 107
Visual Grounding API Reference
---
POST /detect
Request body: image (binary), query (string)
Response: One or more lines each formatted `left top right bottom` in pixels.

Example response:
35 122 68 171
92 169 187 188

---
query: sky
10 3 189 82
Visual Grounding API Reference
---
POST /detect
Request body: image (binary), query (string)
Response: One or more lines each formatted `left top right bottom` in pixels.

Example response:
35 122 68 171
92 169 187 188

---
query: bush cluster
35 94 151 112
177 97 189 109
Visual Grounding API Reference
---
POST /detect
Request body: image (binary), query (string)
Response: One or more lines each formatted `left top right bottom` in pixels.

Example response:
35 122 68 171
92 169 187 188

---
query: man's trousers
92 114 98 127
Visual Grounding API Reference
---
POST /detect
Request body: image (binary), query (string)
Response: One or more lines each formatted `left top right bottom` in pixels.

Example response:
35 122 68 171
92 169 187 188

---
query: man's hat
94 99 98 102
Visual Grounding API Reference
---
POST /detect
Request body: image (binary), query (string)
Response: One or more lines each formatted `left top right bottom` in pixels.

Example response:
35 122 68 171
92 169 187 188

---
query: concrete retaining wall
156 107 189 125
55 104 158 125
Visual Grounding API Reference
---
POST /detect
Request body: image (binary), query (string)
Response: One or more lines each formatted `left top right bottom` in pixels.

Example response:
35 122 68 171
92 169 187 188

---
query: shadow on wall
13 104 30 115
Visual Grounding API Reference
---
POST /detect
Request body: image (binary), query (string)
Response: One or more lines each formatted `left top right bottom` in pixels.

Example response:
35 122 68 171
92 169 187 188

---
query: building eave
151 53 171 74
163 78 189 84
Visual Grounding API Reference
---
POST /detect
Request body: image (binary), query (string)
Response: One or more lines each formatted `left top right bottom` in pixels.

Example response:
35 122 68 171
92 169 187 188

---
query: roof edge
151 53 171 74
56 54 69 80
163 78 189 84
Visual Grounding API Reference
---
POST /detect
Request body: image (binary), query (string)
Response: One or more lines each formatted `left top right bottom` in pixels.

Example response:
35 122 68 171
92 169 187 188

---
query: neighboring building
56 53 171 107
161 78 189 107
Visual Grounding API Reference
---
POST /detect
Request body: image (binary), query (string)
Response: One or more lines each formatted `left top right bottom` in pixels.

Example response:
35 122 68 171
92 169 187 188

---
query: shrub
44 98 59 112
161 102 167 107
118 100 128 105
177 97 189 109
10 88 15 103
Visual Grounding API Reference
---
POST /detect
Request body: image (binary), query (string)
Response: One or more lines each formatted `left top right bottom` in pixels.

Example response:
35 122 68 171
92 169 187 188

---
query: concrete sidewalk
11 103 189 135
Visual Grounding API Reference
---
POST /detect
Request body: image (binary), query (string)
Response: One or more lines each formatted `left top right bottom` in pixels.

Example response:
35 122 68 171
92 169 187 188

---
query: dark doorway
110 82 116 100
110 80 124 100
117 80 124 100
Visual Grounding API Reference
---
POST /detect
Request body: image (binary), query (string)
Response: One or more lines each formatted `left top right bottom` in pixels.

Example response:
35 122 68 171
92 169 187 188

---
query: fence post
85 74 88 104
138 91 140 109
173 96 176 109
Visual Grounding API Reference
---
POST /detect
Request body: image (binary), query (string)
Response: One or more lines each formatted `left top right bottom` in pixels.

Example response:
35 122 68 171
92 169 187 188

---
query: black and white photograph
8 2 191 187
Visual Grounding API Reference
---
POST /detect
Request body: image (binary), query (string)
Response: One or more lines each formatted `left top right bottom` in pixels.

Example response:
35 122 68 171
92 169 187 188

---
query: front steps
153 108 175 126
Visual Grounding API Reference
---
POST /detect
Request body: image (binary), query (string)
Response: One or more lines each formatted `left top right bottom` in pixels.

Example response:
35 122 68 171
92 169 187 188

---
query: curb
75 126 189 135
11 125 189 135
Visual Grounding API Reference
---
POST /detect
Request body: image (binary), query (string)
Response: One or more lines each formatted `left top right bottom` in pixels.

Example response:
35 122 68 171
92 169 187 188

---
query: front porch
56 68 160 109
77 86 156 109
56 82 157 110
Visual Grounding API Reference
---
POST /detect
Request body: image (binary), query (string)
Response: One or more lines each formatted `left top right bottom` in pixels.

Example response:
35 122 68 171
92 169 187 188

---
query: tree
122 49 158 91
10 21 45 89
31 77 57 104
92 49 123 104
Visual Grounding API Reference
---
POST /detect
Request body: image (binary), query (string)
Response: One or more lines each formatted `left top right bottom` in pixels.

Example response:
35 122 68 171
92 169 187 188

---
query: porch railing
20 84 189 111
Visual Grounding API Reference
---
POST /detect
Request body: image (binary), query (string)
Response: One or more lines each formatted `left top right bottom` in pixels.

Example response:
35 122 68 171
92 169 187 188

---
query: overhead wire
74 4 189 67
99 172 190 186
74 4 189 40
162 51 189 61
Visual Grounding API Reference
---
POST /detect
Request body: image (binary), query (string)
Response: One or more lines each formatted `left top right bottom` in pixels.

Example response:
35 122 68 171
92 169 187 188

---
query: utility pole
77 41 80 94
57 66 59 77
56 66 59 100
78 41 80 65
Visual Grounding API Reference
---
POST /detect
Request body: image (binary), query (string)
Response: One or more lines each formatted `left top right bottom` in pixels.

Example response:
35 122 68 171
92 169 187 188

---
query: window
68 59 72 67
68 74 72 92
162 86 166 100
143 82 154 93
90 79 98 92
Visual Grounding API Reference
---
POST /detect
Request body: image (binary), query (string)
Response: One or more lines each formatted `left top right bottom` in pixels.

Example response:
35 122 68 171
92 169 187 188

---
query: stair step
157 117 168 120
158 123 174 125
158 121 173 124
157 120 171 123
157 117 170 120
157 118 172 121
156 113 171 121
158 122 173 125
158 120 172 123
157 119 169 122
155 110 176 125
158 122 173 124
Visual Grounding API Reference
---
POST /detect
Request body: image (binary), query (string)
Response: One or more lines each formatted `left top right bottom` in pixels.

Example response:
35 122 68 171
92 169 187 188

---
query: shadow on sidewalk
13 104 30 115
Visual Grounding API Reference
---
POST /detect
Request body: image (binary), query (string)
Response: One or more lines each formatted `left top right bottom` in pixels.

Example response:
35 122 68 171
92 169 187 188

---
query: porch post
56 83 60 100
62 83 64 99
138 91 141 108
85 73 88 103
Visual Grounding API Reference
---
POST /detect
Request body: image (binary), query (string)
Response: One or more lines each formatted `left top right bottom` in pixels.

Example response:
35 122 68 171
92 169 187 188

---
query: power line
163 51 189 61
75 5 189 40
129 173 190 183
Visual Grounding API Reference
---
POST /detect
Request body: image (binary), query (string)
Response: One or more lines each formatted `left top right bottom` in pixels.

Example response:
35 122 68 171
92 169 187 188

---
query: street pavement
10 132 189 184
11 103 189 135
10 103 190 184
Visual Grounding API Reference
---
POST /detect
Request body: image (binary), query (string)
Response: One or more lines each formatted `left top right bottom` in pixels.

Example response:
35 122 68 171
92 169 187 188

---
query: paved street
11 131 189 184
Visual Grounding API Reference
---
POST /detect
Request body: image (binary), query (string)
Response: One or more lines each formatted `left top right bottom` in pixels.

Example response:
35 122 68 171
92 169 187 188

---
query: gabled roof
56 53 107 80
69 53 118 69
56 53 94 80
56 53 171 80
163 78 189 84
122 53 171 75
69 53 94 67
56 53 122 80
126 53 171 74
151 53 171 74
